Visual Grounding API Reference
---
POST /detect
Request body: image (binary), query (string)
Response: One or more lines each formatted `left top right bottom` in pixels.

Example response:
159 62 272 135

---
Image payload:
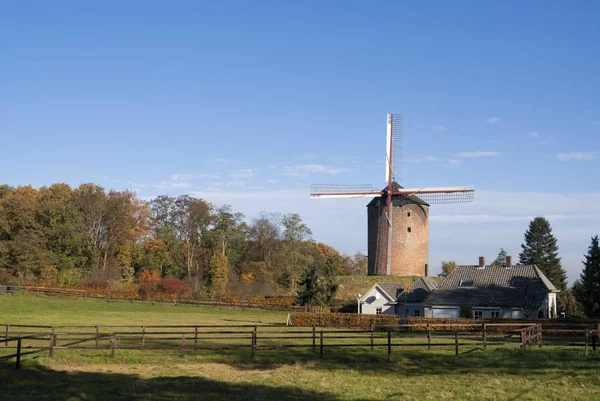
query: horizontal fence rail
1 322 597 368
0 285 303 312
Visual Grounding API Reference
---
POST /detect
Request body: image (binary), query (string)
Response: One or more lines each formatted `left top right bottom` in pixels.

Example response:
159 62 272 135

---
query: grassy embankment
1 292 600 401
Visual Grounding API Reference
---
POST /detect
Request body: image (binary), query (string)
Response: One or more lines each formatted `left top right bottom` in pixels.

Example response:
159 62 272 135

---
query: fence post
194 326 198 351
427 324 431 351
142 326 145 349
387 331 392 361
312 325 316 352
520 330 525 349
593 332 597 352
251 331 256 359
538 324 542 348
110 334 115 357
483 324 487 351
370 323 374 351
4 324 9 347
95 326 99 349
585 330 589 357
454 331 459 356
181 333 186 358
16 337 22 370
320 331 324 359
49 332 56 358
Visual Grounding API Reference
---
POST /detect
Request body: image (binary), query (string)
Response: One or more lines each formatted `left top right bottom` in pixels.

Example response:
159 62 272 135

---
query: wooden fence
0 285 303 312
1 322 597 369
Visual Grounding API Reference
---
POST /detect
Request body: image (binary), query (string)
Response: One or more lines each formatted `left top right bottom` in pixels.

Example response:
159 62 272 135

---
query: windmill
310 114 474 276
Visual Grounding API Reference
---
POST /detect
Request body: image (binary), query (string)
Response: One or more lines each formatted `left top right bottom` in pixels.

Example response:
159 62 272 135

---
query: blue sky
2 1 599 283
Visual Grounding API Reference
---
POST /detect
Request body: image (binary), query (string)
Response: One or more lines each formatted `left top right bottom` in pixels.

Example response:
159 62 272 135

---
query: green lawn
1 293 600 401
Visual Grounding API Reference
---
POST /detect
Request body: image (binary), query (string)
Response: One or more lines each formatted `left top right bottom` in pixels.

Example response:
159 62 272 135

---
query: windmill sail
386 114 403 184
310 184 382 198
310 113 476 277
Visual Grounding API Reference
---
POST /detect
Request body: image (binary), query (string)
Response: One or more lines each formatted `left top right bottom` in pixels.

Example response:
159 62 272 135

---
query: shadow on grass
193 345 600 378
0 362 346 401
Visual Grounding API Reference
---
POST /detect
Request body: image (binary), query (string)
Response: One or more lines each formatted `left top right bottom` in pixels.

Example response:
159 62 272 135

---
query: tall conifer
519 217 567 290
574 236 600 317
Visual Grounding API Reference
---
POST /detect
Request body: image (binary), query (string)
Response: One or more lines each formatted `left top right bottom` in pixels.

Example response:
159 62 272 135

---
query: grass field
1 292 600 401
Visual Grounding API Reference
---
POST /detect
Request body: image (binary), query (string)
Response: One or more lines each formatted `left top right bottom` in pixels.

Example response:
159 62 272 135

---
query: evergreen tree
492 248 508 266
574 235 600 317
296 263 321 307
519 217 567 290
296 255 340 307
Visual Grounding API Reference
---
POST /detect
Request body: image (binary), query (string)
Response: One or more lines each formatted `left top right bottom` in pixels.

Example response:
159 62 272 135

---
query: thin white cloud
456 151 500 158
171 173 222 180
557 152 597 161
204 157 236 167
407 156 442 163
153 181 191 189
431 214 600 224
283 164 346 177
527 131 540 138
407 156 463 167
433 125 448 131
230 168 255 179
265 179 278 184
486 117 502 124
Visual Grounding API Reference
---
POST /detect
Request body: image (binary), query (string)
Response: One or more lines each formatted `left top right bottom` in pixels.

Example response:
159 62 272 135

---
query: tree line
0 183 367 298
439 216 600 318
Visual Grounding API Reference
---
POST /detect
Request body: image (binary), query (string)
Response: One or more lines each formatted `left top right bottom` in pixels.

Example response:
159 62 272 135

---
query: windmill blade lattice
310 184 381 198
400 191 474 205
389 114 403 184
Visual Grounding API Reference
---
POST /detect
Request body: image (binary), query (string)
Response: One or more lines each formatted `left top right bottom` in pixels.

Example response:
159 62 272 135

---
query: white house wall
431 307 460 319
359 287 397 315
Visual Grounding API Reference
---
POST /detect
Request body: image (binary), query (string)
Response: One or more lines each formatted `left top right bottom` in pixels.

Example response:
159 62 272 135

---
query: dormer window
459 280 473 287
511 278 527 288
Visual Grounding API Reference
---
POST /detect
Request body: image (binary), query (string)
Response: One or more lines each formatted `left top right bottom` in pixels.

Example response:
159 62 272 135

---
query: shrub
138 269 160 300
79 278 111 290
39 266 59 285
57 268 83 287
159 278 190 300
290 312 398 328
0 268 17 285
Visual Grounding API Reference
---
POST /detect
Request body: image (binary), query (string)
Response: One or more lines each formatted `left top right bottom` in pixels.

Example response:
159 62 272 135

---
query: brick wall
367 200 429 276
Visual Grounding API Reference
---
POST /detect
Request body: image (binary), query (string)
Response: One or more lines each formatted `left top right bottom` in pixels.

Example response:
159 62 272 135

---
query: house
396 277 438 318
357 282 404 315
422 256 559 319
357 277 438 316
357 256 560 319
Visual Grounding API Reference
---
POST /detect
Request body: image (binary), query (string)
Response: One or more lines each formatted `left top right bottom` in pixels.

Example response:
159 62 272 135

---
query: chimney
478 256 486 268
506 255 512 268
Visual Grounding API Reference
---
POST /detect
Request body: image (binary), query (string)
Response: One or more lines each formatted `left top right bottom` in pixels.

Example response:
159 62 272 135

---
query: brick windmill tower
311 114 475 276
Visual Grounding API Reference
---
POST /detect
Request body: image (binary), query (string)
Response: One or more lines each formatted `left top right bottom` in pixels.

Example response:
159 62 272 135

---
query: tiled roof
376 282 406 300
397 277 438 303
423 264 559 308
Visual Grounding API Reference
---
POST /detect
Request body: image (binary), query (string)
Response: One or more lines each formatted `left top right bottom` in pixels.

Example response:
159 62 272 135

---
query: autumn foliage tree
207 252 230 298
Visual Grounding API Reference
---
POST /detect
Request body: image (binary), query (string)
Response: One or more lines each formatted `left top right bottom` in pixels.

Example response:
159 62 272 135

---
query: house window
407 227 411 233
414 309 421 317
474 310 483 319
375 307 382 314
459 280 474 287
491 311 500 319
405 308 409 316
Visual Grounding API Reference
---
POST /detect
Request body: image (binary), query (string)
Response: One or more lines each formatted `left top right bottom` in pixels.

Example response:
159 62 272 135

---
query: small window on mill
407 227 411 233
407 212 411 217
